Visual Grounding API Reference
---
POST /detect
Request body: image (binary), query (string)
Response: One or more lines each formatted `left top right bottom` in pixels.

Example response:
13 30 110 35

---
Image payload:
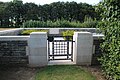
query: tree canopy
0 0 98 27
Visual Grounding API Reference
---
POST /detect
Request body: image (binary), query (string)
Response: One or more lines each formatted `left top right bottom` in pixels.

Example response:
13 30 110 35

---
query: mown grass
35 65 96 80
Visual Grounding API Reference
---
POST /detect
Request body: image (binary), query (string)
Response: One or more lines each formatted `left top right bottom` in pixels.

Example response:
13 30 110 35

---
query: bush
62 30 74 36
82 16 98 28
97 21 120 80
62 30 75 40
22 20 97 28
21 29 48 35
82 21 97 28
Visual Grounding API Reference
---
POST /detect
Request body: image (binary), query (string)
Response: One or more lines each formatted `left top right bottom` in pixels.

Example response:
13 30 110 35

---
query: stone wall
0 28 100 36
92 39 104 65
0 28 104 66
0 36 29 64
24 28 98 35
0 28 24 36
0 41 27 56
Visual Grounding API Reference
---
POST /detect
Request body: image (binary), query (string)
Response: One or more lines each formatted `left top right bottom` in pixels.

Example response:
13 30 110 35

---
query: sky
0 0 101 5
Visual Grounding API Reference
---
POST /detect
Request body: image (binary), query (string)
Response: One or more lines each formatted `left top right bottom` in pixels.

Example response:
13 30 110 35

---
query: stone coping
0 28 104 39
93 33 104 39
23 28 96 29
0 28 23 32
0 36 29 41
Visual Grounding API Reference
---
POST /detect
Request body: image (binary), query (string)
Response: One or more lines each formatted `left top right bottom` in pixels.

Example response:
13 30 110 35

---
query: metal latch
47 36 54 42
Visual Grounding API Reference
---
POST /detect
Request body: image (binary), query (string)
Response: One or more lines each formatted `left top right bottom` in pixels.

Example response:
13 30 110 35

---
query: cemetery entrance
48 36 74 61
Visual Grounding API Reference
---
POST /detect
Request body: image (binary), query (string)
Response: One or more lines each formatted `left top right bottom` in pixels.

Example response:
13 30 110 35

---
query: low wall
0 28 104 66
0 36 29 64
0 28 99 36
24 28 98 35
92 34 104 65
0 28 24 36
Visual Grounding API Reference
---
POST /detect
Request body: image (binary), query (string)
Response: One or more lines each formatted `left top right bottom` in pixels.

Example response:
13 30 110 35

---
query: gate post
73 32 93 65
28 32 48 67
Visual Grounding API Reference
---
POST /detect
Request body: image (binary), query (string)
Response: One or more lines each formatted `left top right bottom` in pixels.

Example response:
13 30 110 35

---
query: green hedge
22 20 97 28
97 21 120 80
21 29 48 35
62 30 74 36
61 30 75 40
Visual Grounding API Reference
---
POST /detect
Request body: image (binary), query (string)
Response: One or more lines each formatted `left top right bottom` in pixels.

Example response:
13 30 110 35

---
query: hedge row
22 20 97 28
21 29 48 35
98 21 120 80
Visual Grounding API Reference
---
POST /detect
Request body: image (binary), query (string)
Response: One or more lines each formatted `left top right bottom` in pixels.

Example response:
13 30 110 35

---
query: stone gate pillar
28 32 48 67
73 32 93 65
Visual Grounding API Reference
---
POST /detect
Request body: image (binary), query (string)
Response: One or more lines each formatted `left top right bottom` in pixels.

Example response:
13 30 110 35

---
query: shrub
82 21 97 28
22 20 97 28
62 30 75 40
97 21 120 80
21 29 48 35
82 16 98 28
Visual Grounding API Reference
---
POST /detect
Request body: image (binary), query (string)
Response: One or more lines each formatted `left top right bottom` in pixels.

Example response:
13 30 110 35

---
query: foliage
35 65 96 80
62 30 75 40
96 0 120 79
96 0 120 21
5 0 25 27
83 16 98 28
62 30 74 36
97 21 120 80
21 29 48 35
0 0 99 28
22 20 97 28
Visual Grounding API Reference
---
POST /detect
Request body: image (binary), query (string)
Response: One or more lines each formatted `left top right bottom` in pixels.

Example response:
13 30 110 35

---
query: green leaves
96 0 120 21
0 1 98 28
98 21 120 79
22 20 97 28
97 1 120 78
21 29 48 35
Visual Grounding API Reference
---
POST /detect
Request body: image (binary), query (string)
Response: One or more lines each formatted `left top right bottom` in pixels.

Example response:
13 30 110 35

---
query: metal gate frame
48 36 74 61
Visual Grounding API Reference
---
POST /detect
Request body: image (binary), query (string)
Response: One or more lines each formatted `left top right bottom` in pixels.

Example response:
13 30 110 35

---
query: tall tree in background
10 0 24 27
0 0 26 27
23 3 39 21
0 0 99 27
0 2 9 27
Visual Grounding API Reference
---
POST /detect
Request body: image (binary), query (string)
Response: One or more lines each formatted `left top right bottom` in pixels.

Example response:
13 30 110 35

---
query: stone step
48 60 75 65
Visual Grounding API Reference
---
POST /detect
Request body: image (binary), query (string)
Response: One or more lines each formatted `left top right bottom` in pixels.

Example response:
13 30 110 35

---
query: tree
0 2 13 27
23 3 39 21
0 1 98 27
4 0 25 27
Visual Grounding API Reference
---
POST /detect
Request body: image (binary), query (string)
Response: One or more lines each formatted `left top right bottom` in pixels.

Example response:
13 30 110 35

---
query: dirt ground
0 65 106 80
82 66 106 80
0 65 37 80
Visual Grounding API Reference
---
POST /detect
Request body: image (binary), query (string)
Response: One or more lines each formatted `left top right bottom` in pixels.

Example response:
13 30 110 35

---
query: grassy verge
35 65 96 80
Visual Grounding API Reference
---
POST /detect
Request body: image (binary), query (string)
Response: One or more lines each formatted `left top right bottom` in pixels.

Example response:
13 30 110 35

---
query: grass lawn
35 65 96 80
